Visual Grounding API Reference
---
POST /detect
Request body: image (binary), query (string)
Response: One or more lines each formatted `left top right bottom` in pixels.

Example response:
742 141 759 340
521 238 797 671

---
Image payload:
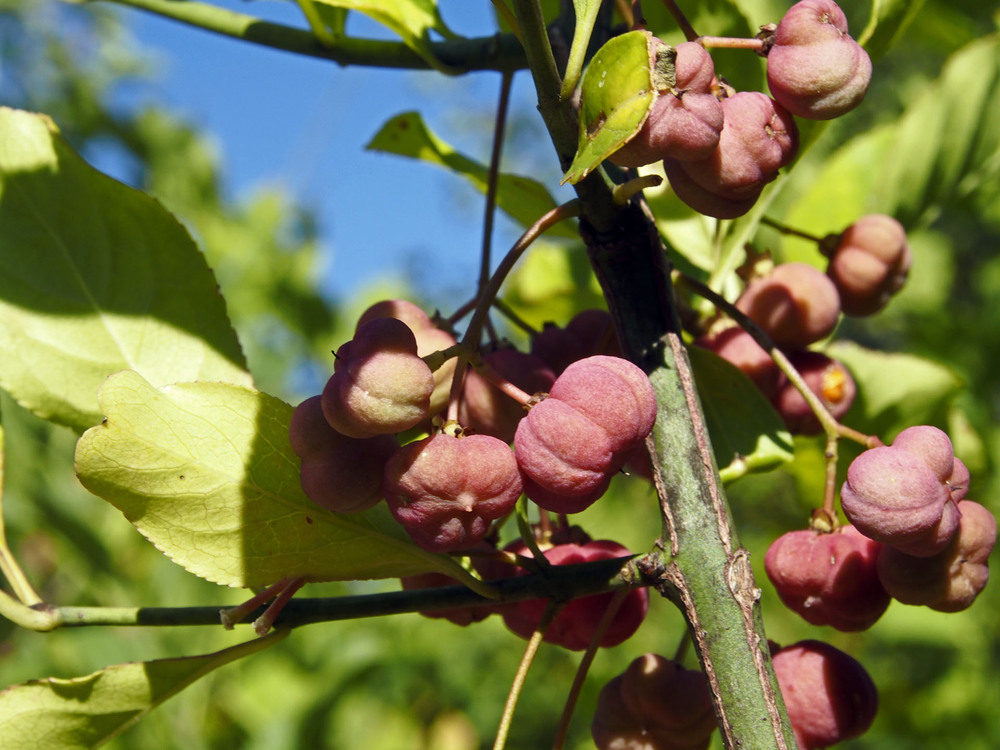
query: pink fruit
840 445 955 552
356 299 458 418
877 500 997 612
764 525 889 631
289 395 398 513
693 325 781 397
766 0 872 120
321 317 434 438
591 654 717 750
513 356 657 513
501 539 649 650
772 640 878 749
383 433 522 553
531 309 620 375
735 263 841 349
611 42 724 167
769 351 856 434
825 215 911 316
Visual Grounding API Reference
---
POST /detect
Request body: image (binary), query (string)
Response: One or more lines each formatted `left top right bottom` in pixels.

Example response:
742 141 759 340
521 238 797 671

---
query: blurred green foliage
1 0 999 748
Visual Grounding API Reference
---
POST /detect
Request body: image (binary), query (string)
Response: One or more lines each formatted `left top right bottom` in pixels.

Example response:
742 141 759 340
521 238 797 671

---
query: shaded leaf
857 0 928 62
688 345 794 481
562 31 659 184
74 370 471 588
0 631 286 749
0 108 251 434
366 111 577 238
312 0 457 70
873 35 1000 227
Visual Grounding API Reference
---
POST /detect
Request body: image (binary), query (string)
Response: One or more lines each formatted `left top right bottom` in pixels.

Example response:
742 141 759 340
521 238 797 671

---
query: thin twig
493 601 560 750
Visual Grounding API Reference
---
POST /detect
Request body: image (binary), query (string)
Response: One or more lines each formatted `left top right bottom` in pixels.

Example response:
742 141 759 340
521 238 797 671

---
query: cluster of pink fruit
761 425 996 748
695 212 911 435
290 300 655 648
612 0 872 220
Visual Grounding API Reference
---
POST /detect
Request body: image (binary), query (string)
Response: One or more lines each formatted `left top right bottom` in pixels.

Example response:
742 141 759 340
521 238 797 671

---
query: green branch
86 0 528 73
1 553 651 631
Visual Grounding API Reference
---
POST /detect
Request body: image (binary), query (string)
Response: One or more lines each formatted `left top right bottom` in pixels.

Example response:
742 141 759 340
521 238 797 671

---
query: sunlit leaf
312 0 457 70
366 111 577 238
0 631 286 749
873 35 1000 227
74 370 470 588
0 108 251 434
562 31 660 184
688 345 794 481
828 341 963 439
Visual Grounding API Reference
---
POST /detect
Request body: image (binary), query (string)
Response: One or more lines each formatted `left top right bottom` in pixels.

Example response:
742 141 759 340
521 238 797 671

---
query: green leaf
561 0 604 96
74 370 470 588
366 111 577 238
562 31 659 184
688 345 794 482
828 341 963 439
0 631 286 749
0 108 251 433
873 35 1000 227
311 0 457 70
857 0 928 62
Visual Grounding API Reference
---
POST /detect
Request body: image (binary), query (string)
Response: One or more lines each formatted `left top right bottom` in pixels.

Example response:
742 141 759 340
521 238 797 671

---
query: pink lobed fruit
825 214 912 316
769 351 856 435
840 444 957 553
735 262 841 349
383 432 522 553
766 0 872 120
591 654 717 750
501 539 649 651
772 640 878 749
399 543 505 626
877 500 997 612
611 41 724 168
764 525 889 631
321 317 434 438
513 356 657 513
356 299 458 418
289 395 398 513
679 91 799 201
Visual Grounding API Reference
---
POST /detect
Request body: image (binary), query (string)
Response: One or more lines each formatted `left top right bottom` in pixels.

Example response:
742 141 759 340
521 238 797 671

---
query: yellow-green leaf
562 31 660 184
366 111 577 238
74 370 470 588
0 631 285 749
312 0 457 70
0 107 251 433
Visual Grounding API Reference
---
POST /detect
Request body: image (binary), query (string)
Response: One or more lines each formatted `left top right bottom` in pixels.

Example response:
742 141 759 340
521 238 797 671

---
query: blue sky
118 1 570 300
